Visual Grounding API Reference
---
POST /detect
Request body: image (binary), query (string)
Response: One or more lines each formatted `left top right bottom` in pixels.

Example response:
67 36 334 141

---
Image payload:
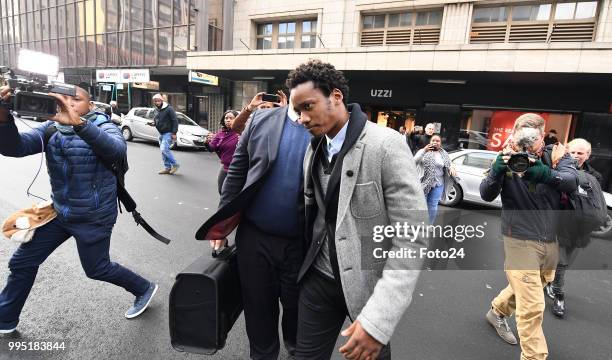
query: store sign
96 69 150 83
486 111 549 151
132 81 160 90
370 89 393 98
102 85 112 91
189 71 219 86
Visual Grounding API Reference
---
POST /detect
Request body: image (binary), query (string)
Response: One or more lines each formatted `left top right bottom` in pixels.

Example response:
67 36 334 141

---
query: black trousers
295 269 391 360
235 220 302 360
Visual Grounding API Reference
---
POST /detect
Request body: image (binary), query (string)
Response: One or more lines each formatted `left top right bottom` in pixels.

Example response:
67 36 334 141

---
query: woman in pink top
205 110 240 194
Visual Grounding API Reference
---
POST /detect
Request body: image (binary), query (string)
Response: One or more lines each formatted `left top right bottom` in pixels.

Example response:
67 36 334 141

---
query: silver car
440 149 502 208
121 107 209 149
439 149 612 239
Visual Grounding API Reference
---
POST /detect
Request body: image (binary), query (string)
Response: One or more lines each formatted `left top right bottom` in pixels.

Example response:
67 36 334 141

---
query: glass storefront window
173 25 187 65
41 9 49 39
106 32 117 65
144 0 156 28
76 36 86 66
95 34 105 66
66 3 75 36
117 31 129 65
158 27 171 65
106 0 118 31
158 1 171 27
56 5 64 37
131 0 143 29
173 0 188 25
460 109 573 151
131 29 143 64
144 29 156 65
66 37 76 66
85 0 95 35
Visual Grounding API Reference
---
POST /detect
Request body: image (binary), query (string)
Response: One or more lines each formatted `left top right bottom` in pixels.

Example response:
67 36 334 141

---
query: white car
439 149 612 239
121 107 209 149
440 149 502 208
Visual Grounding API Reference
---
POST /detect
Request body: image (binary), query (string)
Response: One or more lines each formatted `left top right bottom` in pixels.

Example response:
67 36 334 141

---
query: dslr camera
506 127 541 173
0 66 76 119
507 150 539 173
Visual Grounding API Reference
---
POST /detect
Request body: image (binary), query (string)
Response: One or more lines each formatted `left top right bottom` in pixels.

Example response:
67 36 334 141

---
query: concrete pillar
222 0 234 50
439 3 472 45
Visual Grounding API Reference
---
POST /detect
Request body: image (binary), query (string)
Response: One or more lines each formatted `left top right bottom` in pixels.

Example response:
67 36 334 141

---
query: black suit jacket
195 107 304 240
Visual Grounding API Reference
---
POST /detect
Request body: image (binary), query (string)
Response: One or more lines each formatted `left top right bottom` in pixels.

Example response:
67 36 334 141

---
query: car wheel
439 182 463 207
121 126 133 141
592 209 612 239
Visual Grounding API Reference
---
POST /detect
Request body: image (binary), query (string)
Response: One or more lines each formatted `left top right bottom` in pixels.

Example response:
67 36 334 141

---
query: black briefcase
169 245 243 355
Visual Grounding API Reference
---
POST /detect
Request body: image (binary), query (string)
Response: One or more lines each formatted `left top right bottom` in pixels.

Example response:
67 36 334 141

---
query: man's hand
276 90 288 107
339 321 383 360
171 133 177 142
247 92 265 112
449 165 457 177
0 86 12 123
551 143 566 169
209 239 227 250
524 159 552 183
48 93 84 126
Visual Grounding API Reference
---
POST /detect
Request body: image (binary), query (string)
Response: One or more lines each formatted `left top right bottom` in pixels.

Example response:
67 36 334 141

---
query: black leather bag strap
132 210 171 245
45 123 170 244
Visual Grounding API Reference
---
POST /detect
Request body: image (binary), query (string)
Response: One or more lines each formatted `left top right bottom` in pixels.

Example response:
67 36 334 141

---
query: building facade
187 0 612 190
0 0 234 130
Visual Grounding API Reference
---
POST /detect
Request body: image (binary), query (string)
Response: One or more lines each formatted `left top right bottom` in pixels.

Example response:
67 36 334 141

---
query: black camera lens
507 153 530 173
14 92 57 118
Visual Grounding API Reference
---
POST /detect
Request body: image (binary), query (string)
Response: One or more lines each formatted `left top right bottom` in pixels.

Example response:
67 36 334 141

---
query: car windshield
177 113 198 126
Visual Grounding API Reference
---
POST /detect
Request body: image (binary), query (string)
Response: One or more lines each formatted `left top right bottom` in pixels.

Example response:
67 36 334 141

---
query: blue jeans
158 132 178 169
0 218 150 329
426 185 445 224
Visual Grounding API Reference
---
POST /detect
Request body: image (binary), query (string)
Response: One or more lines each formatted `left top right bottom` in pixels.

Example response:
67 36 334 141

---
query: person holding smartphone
231 90 288 134
413 134 457 223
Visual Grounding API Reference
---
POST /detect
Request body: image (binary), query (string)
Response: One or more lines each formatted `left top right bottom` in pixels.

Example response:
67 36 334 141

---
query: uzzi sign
370 89 393 98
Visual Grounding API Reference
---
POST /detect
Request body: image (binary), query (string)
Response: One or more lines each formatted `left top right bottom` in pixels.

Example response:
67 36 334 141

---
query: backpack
541 146 606 245
565 170 607 237
44 118 171 244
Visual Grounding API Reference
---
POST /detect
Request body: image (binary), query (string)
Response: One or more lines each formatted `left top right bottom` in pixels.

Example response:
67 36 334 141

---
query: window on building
255 19 317 49
470 1 599 43
360 10 443 46
278 22 295 49
256 23 273 49
301 20 317 48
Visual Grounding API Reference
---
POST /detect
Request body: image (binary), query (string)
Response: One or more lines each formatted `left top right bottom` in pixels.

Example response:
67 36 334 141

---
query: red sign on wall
486 111 549 152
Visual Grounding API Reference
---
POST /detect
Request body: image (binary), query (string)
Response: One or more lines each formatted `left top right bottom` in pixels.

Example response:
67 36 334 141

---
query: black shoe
552 293 565 318
544 283 555 301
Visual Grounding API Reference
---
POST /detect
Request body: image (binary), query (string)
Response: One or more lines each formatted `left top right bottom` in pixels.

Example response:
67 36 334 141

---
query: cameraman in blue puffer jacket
0 85 158 334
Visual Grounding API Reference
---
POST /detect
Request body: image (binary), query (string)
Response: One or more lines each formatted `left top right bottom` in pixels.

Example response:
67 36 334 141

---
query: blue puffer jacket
0 113 126 224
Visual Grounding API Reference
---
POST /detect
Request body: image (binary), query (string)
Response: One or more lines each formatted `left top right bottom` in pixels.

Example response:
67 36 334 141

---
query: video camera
0 66 76 119
1 50 77 119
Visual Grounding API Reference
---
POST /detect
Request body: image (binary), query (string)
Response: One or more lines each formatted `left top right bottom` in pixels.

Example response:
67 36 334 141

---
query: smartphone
261 93 280 103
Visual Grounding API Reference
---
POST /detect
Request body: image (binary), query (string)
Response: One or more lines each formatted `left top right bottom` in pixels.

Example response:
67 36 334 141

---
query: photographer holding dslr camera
0 84 157 334
480 113 577 360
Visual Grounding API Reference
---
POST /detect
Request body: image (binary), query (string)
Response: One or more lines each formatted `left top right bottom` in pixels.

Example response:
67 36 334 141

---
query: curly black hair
220 109 239 129
285 59 349 105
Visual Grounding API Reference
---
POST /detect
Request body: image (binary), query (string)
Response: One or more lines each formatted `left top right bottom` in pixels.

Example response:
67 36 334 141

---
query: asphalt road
0 120 611 360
